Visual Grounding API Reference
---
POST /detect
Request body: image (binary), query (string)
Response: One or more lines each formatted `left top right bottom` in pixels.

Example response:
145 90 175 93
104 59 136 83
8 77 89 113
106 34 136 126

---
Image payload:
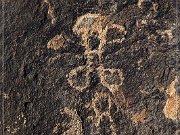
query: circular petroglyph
67 66 91 92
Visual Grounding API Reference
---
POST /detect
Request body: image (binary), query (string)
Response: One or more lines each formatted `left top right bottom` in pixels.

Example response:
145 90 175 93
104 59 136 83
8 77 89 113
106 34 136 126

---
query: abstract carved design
67 13 127 108
53 107 83 135
90 91 117 134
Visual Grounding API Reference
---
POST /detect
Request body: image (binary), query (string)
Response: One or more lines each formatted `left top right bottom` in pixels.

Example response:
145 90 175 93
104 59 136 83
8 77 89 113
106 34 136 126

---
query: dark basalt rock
1 0 180 135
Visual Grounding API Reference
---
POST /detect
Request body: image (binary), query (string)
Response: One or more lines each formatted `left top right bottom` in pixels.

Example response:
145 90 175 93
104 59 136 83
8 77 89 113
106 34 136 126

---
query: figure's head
73 13 127 53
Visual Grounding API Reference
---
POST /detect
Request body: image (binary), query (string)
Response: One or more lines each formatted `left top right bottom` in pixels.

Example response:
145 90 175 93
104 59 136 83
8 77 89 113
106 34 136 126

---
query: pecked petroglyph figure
67 13 127 108
91 91 117 134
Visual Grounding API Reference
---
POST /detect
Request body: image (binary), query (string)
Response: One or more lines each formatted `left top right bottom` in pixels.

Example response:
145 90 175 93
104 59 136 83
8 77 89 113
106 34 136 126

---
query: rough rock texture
1 0 180 135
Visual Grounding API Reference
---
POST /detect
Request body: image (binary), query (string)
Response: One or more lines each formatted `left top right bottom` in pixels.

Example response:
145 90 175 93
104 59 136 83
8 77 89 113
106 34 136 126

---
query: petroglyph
137 0 159 14
97 66 125 107
67 66 92 92
53 107 83 135
156 29 174 41
43 0 56 24
67 13 127 108
85 91 117 134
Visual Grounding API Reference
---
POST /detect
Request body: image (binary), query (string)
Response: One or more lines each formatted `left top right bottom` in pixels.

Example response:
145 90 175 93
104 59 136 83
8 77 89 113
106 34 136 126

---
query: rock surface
1 0 180 135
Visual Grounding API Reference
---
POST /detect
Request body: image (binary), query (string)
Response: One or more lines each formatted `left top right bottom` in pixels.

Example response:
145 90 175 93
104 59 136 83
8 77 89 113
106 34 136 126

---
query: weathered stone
1 0 179 135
